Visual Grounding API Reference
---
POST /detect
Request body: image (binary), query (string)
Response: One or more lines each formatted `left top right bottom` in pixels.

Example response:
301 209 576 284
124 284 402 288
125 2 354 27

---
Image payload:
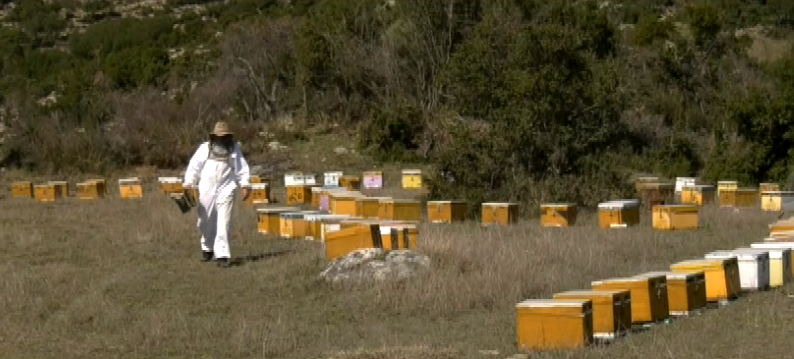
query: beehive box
119 178 143 199
516 299 594 351
761 191 794 212
284 172 317 187
637 182 674 208
304 214 352 241
324 223 382 261
718 180 738 197
250 174 263 184
540 203 577 227
48 181 68 198
319 187 348 212
339 175 361 191
363 171 383 189
34 184 57 203
11 181 33 198
680 185 716 206
280 212 309 239
401 169 423 190
247 183 270 205
735 188 759 207
427 201 467 223
482 202 519 226
356 197 389 218
591 275 669 324
751 242 794 282
311 187 324 209
256 207 300 236
158 177 182 194
769 219 794 235
705 249 770 292
324 171 343 187
636 271 707 316
86 179 107 195
77 181 102 200
741 246 791 288
760 182 780 193
379 199 422 221
597 200 640 229
331 192 366 216
652 204 699 230
552 290 631 340
286 185 313 206
379 224 419 251
670 258 741 302
635 176 660 191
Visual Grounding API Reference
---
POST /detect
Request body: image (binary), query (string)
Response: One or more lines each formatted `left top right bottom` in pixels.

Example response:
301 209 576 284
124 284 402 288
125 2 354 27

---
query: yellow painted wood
516 299 594 351
482 202 519 226
552 290 631 340
401 169 423 189
670 258 741 302
652 204 699 230
119 178 143 199
11 181 33 198
540 203 577 227
591 275 669 324
427 201 467 223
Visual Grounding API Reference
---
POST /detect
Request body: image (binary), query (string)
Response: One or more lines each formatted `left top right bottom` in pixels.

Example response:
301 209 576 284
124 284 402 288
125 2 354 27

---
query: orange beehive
86 178 107 195
597 200 640 228
540 203 578 227
77 181 102 200
635 271 706 316
11 181 33 198
427 201 467 223
591 275 669 324
379 223 419 251
552 290 631 340
323 223 382 261
247 183 270 206
356 197 389 218
516 299 594 351
670 258 741 302
158 177 183 194
680 185 716 206
379 199 422 221
34 184 57 203
286 185 313 206
331 192 366 216
256 207 300 237
119 178 143 199
482 202 519 226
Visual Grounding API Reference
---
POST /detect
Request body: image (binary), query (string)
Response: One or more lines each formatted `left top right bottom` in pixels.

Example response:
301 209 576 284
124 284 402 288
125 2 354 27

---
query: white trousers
197 195 235 258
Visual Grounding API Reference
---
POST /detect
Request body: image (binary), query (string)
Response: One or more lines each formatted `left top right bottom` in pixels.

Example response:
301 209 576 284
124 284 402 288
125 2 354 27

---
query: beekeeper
183 121 251 268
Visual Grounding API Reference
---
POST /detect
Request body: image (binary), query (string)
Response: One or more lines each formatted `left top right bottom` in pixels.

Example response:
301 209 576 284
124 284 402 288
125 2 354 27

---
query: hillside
2 0 794 214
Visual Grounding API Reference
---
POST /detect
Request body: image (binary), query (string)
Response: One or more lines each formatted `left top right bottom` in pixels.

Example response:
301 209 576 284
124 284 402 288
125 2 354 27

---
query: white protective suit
183 140 250 259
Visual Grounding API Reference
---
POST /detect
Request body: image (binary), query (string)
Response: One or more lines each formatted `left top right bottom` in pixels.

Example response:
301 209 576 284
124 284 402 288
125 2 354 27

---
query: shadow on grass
228 248 294 267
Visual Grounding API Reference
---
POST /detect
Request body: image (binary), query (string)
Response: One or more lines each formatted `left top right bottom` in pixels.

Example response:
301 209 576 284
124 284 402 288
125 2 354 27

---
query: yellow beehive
256 207 299 236
597 200 640 229
323 171 343 187
751 242 794 282
77 181 102 200
636 271 706 316
760 182 780 193
552 290 631 340
34 184 57 203
250 174 262 184
324 223 382 261
280 212 308 239
331 192 366 216
482 202 519 226
340 218 413 230
356 197 389 218
362 171 383 189
247 183 270 206
158 177 182 194
339 175 361 191
637 182 674 208
634 176 660 191
86 178 107 195
591 275 669 324
427 201 467 223
718 180 738 197
11 181 33 198
516 299 594 351
286 185 313 206
311 186 324 209
680 185 716 206
379 223 419 251
305 214 352 241
119 178 143 199
652 204 699 230
735 188 759 207
401 169 423 190
540 203 578 227
769 219 794 235
742 245 792 288
670 258 741 302
761 191 794 212
379 199 422 221
47 181 68 198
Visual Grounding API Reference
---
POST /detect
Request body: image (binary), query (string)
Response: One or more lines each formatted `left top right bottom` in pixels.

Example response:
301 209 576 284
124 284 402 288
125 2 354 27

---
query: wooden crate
286 185 313 206
760 182 780 193
680 185 716 206
516 299 594 351
717 180 738 198
158 177 182 194
540 203 577 227
11 181 33 198
324 224 382 261
363 171 383 189
427 201 467 223
119 178 143 199
552 290 631 340
740 246 791 288
256 207 300 236
670 258 741 302
339 175 361 191
637 182 674 208
637 271 706 316
86 179 107 195
280 212 308 239
356 197 388 219
652 204 699 230
750 242 794 284
401 169 423 190
247 183 270 206
77 181 102 200
705 249 770 292
34 184 57 203
324 171 343 187
591 275 669 324
482 202 519 226
597 200 640 229
304 214 352 241
330 192 365 216
761 191 794 212
48 181 68 198
379 199 422 221
379 224 419 251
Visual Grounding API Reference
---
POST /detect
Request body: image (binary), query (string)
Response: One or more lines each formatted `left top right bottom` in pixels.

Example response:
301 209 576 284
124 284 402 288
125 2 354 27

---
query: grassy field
1 178 793 359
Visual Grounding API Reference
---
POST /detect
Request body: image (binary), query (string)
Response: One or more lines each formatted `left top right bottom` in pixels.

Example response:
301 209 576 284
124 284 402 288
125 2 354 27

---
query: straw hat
210 121 233 137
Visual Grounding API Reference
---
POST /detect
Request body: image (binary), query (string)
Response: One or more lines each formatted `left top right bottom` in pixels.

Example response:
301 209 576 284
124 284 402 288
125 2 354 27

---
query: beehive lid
363 171 382 175
158 176 181 182
591 277 648 286
325 171 343 176
48 180 68 184
402 169 422 175
330 192 366 199
541 203 576 207
358 197 391 202
730 248 771 258
482 202 518 206
736 187 758 192
718 180 738 184
671 258 731 269
636 271 699 281
251 183 268 189
553 289 628 298
34 184 54 188
281 212 306 219
761 191 794 196
427 200 466 204
119 177 141 184
705 249 767 260
683 184 714 190
753 241 794 249
256 207 300 214
738 246 788 259
516 299 590 308
598 201 638 209
305 214 352 222
13 180 32 184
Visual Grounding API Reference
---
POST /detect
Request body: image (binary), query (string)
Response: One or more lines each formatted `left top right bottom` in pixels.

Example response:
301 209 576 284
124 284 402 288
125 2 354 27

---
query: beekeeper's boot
201 251 214 262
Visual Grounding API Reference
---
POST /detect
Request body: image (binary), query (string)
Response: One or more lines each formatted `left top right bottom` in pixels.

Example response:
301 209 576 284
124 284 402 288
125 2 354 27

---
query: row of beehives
516 218 794 352
8 178 140 202
635 176 794 211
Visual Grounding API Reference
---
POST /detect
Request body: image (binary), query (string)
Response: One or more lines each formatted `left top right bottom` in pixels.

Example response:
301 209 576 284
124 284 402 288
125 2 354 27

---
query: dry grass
0 178 792 359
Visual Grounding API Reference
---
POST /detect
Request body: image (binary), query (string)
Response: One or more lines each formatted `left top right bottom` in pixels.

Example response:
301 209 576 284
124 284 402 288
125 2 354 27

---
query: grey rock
320 248 431 284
